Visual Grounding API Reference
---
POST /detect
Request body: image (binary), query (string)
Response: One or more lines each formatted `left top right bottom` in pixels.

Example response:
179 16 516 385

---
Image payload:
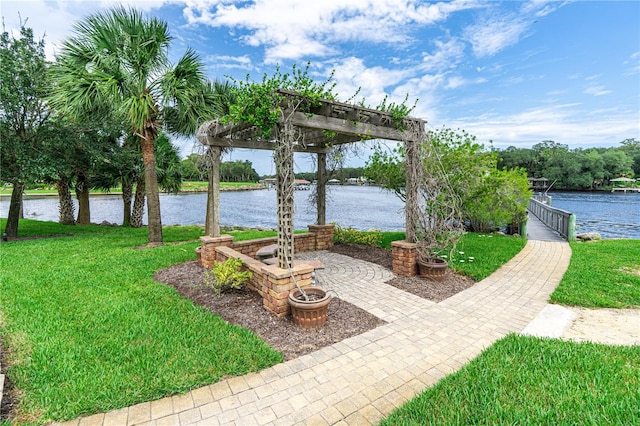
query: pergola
196 89 426 270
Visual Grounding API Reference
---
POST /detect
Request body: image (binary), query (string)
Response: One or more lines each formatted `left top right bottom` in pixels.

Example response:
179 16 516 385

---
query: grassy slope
6 219 637 424
381 334 640 425
451 233 527 281
551 239 640 308
378 231 527 281
0 219 282 423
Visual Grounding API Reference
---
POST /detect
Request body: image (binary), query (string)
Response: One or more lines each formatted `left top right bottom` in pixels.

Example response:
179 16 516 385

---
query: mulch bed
154 243 476 361
154 261 385 361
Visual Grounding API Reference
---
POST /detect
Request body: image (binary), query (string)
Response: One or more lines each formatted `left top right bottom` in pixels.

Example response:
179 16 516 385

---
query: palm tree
50 6 214 245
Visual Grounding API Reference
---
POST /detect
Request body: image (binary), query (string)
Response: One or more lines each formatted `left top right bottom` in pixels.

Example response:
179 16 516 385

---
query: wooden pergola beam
288 111 410 142
198 135 332 154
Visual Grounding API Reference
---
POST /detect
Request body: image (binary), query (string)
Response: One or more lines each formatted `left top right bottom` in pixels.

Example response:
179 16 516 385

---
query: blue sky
2 0 639 175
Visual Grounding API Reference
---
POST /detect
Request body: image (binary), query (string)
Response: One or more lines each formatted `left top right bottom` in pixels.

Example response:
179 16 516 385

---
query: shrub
204 258 252 295
333 224 383 247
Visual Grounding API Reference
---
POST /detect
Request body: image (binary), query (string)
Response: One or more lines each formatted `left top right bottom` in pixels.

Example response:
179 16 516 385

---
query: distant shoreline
0 183 267 198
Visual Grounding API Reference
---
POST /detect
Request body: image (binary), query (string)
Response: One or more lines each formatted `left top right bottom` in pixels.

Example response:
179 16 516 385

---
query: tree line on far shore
180 138 640 192
497 139 639 190
180 153 366 183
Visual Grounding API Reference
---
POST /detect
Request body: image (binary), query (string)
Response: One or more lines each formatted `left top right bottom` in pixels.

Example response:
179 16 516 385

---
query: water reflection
1 186 407 231
2 187 638 239
547 192 640 239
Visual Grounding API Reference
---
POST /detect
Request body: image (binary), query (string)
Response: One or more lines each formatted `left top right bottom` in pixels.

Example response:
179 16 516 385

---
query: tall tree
50 7 215 245
365 128 531 232
91 133 141 226
619 138 640 177
0 22 51 238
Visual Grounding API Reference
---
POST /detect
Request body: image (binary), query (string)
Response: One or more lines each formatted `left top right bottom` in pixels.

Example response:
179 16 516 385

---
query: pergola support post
317 152 327 225
275 124 295 269
205 146 221 237
404 138 420 243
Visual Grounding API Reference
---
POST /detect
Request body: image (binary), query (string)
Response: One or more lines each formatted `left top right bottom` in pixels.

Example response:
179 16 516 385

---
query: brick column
199 235 234 269
308 224 335 250
261 263 314 318
392 240 418 276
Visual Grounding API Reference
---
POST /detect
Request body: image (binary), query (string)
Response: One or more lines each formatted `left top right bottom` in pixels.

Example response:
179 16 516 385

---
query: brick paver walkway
55 222 571 426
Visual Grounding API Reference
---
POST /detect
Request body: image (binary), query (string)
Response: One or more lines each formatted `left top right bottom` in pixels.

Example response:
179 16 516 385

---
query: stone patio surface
53 217 573 426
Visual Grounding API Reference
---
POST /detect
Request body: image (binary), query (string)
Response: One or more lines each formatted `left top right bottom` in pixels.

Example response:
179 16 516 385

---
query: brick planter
391 240 418 276
196 224 335 318
199 235 234 268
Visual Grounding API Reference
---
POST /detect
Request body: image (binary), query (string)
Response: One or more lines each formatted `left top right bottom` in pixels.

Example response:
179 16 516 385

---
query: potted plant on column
413 132 465 281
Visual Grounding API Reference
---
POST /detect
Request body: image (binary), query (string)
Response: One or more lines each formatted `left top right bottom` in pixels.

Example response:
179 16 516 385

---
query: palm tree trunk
4 181 24 239
140 129 163 244
57 175 76 225
131 177 145 228
122 179 133 226
75 173 91 225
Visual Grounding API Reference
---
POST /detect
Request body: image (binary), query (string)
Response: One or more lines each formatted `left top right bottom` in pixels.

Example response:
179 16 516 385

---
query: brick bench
256 244 278 262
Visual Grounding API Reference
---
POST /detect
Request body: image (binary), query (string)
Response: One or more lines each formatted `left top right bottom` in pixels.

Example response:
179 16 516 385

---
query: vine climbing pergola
196 89 426 270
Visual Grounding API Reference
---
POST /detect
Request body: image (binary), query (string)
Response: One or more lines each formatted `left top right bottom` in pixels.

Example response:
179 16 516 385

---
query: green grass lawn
450 232 527 281
0 219 282 424
381 237 640 425
381 334 640 425
551 239 640 308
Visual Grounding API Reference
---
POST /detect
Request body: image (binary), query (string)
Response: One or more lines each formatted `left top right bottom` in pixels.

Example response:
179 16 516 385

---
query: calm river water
2 187 639 239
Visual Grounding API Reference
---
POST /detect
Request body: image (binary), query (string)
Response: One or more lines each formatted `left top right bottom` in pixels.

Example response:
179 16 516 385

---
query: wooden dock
611 187 640 193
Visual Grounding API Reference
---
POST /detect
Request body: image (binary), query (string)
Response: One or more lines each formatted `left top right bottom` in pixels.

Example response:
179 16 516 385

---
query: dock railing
528 197 576 241
531 193 551 205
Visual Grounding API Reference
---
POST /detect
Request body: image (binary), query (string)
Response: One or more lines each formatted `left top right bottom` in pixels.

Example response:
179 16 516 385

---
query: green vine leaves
224 63 337 138
222 62 419 138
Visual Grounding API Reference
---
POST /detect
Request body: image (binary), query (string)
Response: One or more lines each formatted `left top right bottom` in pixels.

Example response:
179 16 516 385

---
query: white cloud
583 75 611 96
446 102 638 148
419 38 466 72
331 57 412 106
181 0 478 62
462 1 568 59
521 0 565 17
584 86 612 97
204 54 253 72
463 13 529 58
2 0 177 59
446 76 466 89
624 51 640 75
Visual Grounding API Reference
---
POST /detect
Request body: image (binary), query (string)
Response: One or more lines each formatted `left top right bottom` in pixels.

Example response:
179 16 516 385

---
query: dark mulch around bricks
154 243 475 360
